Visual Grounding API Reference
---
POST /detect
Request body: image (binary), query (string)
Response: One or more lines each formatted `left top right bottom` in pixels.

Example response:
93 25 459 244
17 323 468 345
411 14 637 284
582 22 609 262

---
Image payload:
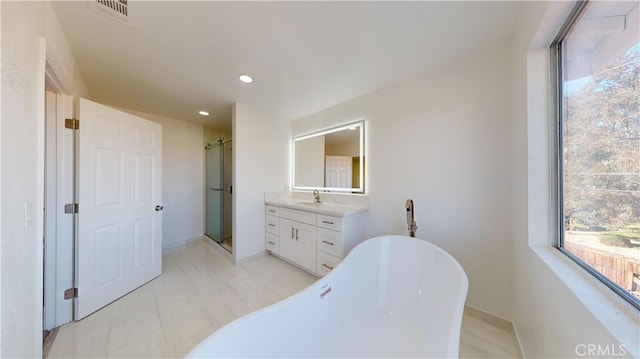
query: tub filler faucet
405 199 418 237
313 189 321 203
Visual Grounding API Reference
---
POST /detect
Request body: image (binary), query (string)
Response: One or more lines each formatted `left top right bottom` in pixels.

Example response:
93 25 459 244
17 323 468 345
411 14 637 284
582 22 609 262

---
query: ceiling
52 1 523 130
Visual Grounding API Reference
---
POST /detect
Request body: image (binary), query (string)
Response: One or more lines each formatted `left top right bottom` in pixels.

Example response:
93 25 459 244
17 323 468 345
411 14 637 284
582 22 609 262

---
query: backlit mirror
292 120 365 193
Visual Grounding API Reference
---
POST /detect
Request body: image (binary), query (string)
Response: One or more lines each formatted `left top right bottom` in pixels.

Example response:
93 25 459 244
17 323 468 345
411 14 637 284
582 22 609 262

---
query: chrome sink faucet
313 189 321 203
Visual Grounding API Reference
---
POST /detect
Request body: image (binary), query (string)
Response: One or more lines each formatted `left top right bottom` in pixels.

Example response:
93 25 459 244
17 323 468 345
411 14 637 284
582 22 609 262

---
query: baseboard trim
464 305 512 331
235 250 268 265
162 236 202 254
267 251 319 277
464 305 524 357
201 236 235 263
512 320 527 359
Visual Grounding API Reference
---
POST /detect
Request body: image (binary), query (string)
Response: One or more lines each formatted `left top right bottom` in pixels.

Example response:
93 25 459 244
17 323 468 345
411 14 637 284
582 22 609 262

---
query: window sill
530 243 639 358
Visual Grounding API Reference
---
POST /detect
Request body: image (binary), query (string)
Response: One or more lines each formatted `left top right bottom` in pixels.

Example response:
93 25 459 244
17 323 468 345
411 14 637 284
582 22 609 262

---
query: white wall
511 2 639 358
233 103 290 262
204 126 232 145
293 43 514 320
118 109 205 250
0 3 4 354
0 2 89 356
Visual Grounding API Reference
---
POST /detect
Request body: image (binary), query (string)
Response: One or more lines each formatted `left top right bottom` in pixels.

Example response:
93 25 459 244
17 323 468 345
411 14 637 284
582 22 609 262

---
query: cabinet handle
291 228 294 239
268 209 276 213
321 240 334 246
322 263 334 270
321 220 334 225
268 223 276 227
295 228 299 241
268 241 276 245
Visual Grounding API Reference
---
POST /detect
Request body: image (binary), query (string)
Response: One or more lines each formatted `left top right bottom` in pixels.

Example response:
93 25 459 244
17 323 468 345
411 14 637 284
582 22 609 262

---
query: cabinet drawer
265 205 280 217
266 232 279 253
317 227 343 258
266 215 279 234
317 252 341 276
317 214 342 231
280 208 316 226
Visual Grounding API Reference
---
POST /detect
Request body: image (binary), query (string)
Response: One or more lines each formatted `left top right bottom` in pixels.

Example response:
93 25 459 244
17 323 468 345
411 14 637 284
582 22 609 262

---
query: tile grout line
103 303 114 358
152 274 170 357
169 247 222 355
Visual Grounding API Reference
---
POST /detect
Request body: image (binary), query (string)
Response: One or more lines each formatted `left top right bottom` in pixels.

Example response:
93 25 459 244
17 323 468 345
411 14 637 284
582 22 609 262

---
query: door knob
155 205 164 211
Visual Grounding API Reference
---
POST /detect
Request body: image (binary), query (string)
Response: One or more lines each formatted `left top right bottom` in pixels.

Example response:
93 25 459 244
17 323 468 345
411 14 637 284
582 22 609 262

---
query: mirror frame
292 120 365 193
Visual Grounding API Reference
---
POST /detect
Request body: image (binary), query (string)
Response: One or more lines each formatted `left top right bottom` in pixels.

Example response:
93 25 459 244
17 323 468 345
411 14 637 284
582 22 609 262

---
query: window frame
552 0 640 311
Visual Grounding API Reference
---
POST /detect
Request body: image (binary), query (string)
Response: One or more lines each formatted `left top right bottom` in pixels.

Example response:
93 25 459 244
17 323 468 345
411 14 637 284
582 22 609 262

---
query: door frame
43 45 75 330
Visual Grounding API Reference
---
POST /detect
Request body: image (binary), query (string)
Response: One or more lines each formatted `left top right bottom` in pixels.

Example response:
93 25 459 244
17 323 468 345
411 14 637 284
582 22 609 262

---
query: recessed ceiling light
198 110 210 116
239 74 253 84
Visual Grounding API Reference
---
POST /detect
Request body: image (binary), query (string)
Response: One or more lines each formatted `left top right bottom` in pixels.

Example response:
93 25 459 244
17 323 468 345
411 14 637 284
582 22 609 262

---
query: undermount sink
294 201 325 207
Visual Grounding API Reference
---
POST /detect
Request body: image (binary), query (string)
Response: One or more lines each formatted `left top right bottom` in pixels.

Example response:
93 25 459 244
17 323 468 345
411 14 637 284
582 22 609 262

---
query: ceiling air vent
96 0 128 21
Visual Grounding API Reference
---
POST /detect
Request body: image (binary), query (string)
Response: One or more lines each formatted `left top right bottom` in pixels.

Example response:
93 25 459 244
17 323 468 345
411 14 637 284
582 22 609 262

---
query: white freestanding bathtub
187 235 469 358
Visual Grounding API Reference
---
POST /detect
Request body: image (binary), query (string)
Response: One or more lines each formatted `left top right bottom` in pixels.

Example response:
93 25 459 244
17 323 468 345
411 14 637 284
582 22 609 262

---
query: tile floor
46 238 522 358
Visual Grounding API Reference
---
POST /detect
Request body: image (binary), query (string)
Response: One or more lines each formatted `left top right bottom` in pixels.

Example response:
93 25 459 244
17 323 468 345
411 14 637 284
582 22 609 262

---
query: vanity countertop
265 192 368 217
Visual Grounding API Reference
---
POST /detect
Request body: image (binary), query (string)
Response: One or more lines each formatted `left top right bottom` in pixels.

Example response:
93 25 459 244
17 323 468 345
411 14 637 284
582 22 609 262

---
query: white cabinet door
279 219 297 263
76 98 162 319
295 222 317 273
279 218 316 273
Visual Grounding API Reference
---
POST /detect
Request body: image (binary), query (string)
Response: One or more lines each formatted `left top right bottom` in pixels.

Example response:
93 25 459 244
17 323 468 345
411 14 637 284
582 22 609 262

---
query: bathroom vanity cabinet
278 216 317 273
265 203 366 277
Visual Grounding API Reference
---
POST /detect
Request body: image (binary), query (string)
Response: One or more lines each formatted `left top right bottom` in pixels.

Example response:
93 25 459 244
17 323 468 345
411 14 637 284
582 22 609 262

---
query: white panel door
76 98 162 319
325 155 352 188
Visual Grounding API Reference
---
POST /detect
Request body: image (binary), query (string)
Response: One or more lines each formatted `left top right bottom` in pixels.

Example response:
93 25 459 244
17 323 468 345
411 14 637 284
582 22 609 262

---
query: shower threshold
205 234 232 254
221 236 232 253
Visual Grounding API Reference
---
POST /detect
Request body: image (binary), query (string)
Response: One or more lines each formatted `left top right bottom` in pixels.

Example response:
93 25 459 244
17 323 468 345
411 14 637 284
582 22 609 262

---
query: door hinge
65 118 79 130
64 287 78 300
64 203 78 214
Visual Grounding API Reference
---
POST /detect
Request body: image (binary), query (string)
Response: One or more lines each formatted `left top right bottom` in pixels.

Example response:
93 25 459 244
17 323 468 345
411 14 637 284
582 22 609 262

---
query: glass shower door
222 141 232 245
206 144 223 243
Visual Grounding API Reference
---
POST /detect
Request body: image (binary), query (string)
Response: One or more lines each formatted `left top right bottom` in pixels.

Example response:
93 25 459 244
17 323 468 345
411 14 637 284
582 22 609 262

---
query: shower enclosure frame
205 137 232 252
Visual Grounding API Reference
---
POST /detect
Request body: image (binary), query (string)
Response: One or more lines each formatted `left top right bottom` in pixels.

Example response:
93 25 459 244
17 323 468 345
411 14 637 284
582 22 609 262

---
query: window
554 0 640 309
